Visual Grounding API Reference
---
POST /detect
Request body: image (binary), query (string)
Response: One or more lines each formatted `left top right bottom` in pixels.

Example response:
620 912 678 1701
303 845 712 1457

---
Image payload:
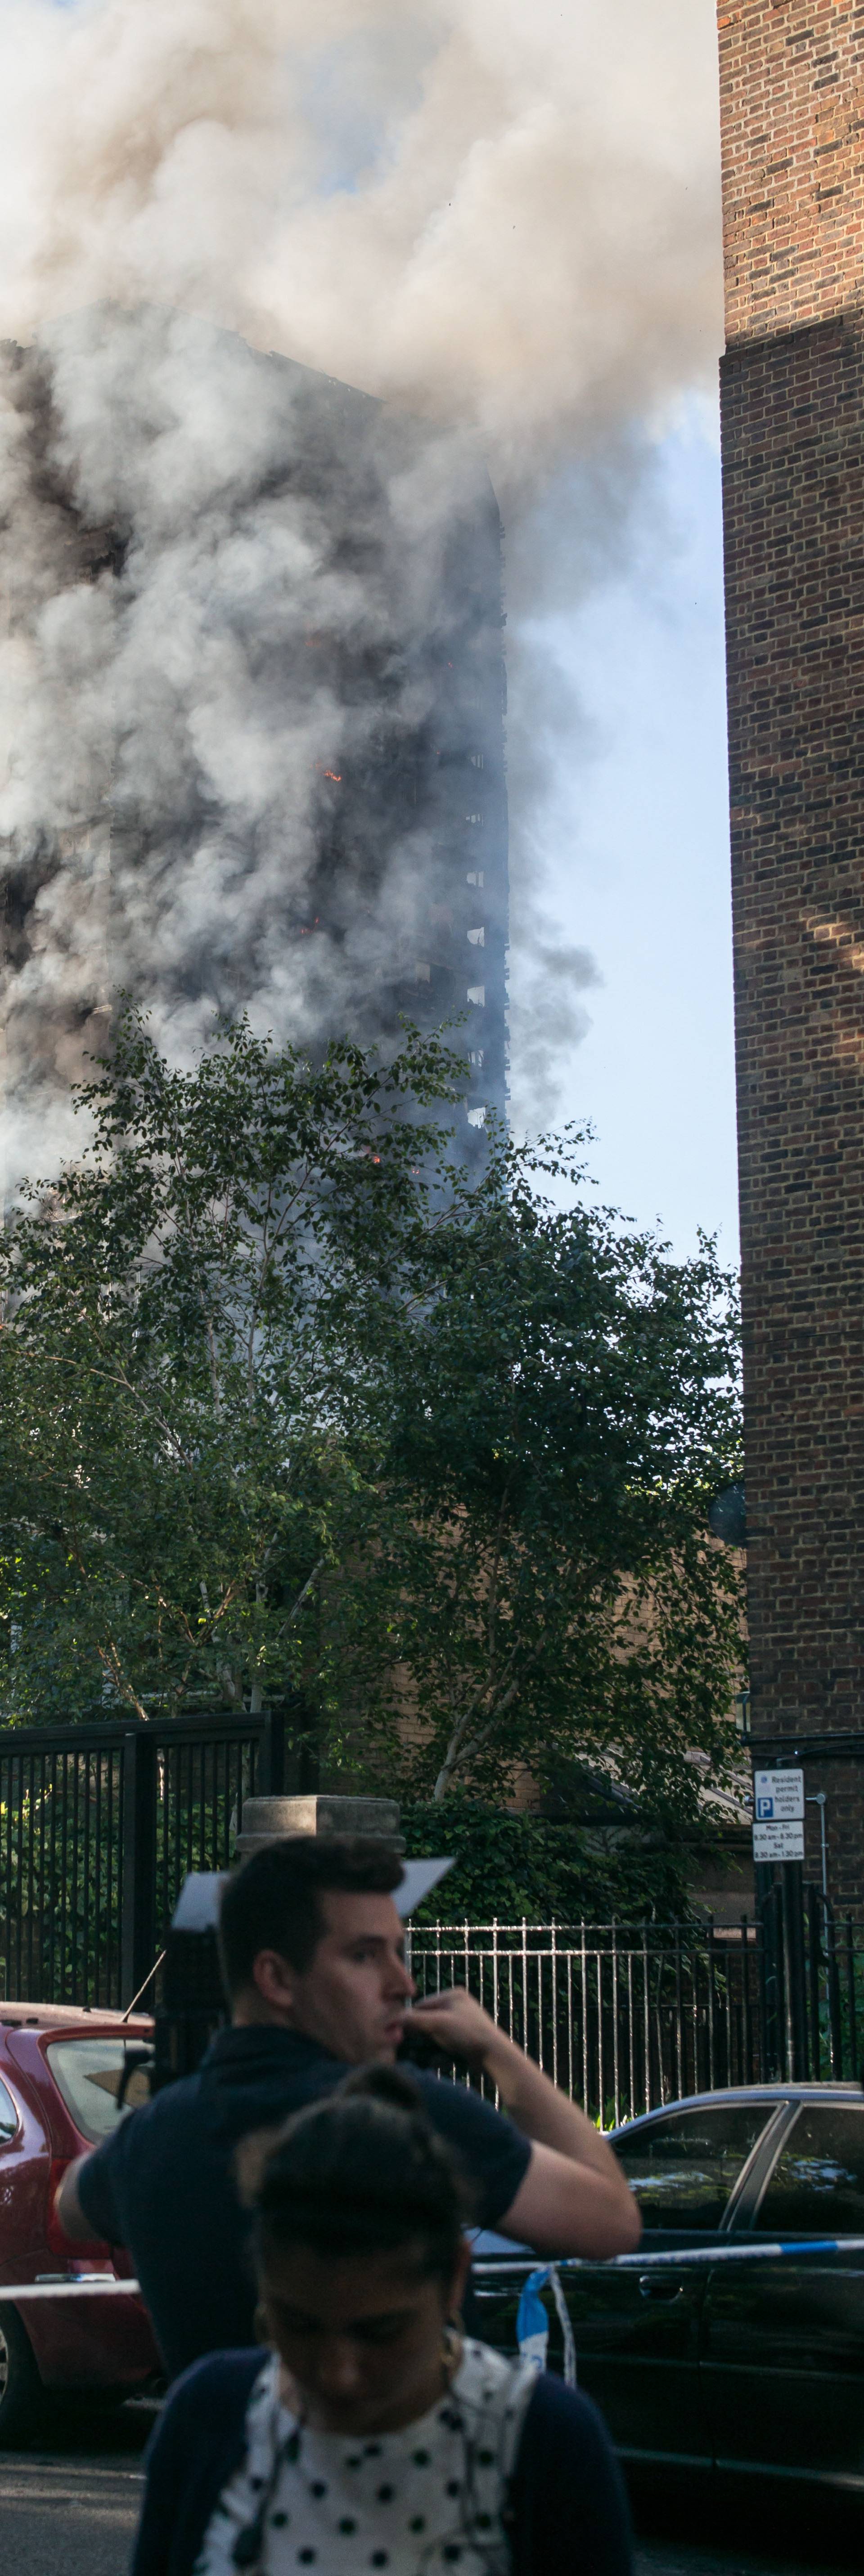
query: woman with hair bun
132 2065 632 2576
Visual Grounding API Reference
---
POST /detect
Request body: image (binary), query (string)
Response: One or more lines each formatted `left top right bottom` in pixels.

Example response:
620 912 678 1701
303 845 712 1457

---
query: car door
701 2096 864 2491
564 2099 778 2463
472 2098 775 2466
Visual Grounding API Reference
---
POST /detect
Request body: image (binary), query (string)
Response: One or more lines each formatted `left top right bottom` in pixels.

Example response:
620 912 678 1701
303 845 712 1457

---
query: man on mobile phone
56 1835 639 2378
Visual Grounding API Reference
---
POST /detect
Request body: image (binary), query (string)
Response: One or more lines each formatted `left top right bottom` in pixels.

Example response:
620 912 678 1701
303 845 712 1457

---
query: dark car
0 2002 160 2439
473 2083 864 2502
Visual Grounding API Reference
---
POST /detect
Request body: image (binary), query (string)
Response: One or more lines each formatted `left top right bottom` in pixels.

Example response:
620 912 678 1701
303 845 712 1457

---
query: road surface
0 2403 859 2576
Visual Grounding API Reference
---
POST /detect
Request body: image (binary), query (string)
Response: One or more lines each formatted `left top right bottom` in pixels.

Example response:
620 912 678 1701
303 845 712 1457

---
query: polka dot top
193 2338 540 2576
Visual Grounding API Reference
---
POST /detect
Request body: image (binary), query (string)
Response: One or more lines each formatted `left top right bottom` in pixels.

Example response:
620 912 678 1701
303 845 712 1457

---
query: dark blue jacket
77 2030 531 2380
131 2350 633 2576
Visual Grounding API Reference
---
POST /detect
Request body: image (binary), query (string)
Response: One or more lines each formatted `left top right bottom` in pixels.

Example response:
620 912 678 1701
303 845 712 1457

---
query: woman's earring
254 2300 270 2345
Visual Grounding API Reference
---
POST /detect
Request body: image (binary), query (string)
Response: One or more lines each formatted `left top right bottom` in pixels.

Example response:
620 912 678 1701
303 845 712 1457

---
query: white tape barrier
2 2276 143 2300
482 2235 864 2278
572 2236 864 2268
516 2266 578 2385
6 2235 864 2306
513 2241 864 2377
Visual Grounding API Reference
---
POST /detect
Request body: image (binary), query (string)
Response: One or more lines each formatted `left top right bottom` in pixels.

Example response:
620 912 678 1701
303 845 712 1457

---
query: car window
614 2104 773 2229
0 2077 18 2143
45 2039 151 2143
754 2105 864 2236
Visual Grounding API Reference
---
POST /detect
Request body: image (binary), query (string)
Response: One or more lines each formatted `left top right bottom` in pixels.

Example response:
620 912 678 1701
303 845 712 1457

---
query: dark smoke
0 2 724 1172
0 302 508 1178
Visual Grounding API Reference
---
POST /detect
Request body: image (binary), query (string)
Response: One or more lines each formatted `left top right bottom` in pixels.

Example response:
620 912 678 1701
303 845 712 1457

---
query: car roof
0 2002 152 2032
612 2081 862 2134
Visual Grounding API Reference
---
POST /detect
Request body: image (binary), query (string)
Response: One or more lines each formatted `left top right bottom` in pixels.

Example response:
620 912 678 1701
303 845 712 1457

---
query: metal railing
0 1712 280 2009
757 1872 863 2088
405 1917 768 2124
407 1904 864 2118
2 1717 863 2098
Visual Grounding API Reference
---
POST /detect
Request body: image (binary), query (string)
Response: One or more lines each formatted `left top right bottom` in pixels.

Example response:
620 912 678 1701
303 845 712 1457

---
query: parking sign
752 1818 805 1861
752 1768 805 1863
753 1767 804 1822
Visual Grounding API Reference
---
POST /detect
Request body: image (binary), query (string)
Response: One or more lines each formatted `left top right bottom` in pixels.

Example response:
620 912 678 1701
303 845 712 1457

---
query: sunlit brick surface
718 4 864 1908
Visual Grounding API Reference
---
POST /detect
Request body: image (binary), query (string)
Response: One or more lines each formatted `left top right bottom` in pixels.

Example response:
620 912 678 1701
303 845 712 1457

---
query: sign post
753 1767 805 1864
752 1768 807 2079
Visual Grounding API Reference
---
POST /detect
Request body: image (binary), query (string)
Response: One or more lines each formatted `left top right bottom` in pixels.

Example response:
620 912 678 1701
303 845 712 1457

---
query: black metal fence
406 1900 864 2122
406 1918 764 2126
1 1715 863 2106
757 1869 862 2090
0 1711 286 2011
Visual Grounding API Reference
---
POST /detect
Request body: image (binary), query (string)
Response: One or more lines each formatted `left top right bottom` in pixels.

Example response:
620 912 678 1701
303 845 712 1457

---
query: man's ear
252 1948 298 2017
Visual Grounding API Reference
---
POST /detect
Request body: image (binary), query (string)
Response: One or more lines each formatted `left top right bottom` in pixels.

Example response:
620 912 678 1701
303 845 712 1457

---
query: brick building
717 1 864 1909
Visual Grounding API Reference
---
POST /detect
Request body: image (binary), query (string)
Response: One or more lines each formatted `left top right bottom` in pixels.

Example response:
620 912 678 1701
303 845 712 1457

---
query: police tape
516 2266 578 2385
5 2234 864 2305
477 2235 864 2277
1 2276 143 2300
511 2244 864 2386
562 2236 864 2268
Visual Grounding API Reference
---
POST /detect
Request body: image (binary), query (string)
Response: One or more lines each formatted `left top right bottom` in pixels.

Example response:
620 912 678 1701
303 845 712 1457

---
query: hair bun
249 2059 474 2281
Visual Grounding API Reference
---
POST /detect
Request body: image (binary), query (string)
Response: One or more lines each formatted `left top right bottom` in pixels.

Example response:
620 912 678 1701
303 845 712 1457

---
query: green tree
0 1018 744 1848
340 1128 745 1829
0 1008 463 1733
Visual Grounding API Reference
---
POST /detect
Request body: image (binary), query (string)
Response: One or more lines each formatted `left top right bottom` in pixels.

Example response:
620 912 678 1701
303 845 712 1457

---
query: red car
0 2001 160 2439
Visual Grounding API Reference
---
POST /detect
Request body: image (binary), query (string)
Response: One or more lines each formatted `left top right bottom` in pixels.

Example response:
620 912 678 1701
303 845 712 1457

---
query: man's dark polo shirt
76 2027 532 2380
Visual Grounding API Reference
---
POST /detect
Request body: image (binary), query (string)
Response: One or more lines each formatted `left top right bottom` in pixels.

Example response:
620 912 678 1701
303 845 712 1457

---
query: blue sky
531 399 737 1267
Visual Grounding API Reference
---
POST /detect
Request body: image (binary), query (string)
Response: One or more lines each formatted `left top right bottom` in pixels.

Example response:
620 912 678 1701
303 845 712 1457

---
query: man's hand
404 1985 641 2260
403 1989 498 2074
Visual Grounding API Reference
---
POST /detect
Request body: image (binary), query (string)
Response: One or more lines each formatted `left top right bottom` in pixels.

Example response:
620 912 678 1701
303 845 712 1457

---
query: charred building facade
0 310 508 1167
234 349 511 1146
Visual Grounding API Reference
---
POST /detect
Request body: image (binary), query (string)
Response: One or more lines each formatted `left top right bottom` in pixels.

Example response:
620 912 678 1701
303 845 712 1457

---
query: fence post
806 1881 823 2079
781 1861 808 2079
741 1916 752 2083
642 1923 650 2111
846 1919 858 2079
260 1709 286 1796
756 1866 782 2077
824 1896 843 2076
121 1730 158 2009
706 1913 716 2090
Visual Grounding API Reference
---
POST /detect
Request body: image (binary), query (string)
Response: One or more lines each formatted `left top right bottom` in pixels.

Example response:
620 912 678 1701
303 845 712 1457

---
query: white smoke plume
1 307 505 1172
0 0 723 1170
0 1 723 461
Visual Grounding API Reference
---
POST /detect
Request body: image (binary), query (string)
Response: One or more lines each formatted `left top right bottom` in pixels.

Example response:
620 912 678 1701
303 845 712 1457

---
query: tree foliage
0 1014 744 1830
338 1131 745 1819
0 1009 462 1731
400 1797 699 1926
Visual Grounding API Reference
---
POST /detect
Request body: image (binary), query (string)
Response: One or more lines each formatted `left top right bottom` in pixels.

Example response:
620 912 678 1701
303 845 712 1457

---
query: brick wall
718 3 864 1912
718 0 864 344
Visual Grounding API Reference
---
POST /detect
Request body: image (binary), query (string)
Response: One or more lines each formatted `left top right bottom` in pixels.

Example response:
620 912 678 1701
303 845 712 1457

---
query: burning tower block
717 2 864 1908
0 307 508 1177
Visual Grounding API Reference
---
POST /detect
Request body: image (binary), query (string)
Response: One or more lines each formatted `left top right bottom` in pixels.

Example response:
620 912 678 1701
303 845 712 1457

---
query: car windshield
46 2038 151 2143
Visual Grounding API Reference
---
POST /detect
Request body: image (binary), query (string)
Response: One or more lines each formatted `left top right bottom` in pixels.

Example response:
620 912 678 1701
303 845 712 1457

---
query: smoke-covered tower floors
1 318 509 1157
